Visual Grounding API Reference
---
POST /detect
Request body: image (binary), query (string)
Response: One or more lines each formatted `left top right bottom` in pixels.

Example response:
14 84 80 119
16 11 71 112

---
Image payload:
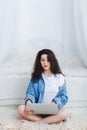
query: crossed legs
18 105 43 122
18 105 68 124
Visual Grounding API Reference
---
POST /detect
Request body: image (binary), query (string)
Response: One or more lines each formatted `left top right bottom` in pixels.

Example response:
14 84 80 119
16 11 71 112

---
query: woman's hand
24 107 33 115
24 100 33 115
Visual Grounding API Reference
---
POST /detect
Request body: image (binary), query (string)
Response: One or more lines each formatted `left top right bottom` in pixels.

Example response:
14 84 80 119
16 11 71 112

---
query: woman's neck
43 71 53 77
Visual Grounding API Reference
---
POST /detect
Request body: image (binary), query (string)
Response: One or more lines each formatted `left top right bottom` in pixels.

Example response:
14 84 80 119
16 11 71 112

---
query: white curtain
0 0 17 64
73 0 87 67
0 0 87 67
63 0 87 67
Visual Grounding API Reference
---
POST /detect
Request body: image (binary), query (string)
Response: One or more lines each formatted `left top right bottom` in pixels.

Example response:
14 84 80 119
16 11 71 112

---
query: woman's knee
62 108 68 118
58 108 68 119
17 105 25 115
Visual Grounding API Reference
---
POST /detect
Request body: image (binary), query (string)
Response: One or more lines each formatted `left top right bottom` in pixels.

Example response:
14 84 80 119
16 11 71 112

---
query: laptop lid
26 103 58 115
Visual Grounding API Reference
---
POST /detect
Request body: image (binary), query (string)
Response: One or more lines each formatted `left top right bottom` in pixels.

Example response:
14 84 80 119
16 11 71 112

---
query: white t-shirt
42 73 65 103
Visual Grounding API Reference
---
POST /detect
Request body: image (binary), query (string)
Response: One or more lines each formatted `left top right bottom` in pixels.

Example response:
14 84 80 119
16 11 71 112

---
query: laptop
26 103 58 115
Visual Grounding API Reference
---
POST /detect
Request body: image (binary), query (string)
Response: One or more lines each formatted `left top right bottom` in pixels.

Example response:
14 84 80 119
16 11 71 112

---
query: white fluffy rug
0 106 87 130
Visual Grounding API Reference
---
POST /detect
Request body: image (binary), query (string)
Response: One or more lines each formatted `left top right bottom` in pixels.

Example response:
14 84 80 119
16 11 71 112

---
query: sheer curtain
73 0 87 67
0 0 17 64
63 0 87 68
0 0 87 67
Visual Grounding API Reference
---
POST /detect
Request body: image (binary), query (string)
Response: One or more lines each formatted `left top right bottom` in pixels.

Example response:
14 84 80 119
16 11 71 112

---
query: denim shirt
25 75 68 109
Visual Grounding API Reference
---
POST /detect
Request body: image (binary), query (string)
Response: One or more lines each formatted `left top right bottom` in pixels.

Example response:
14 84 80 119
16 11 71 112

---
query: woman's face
40 54 51 71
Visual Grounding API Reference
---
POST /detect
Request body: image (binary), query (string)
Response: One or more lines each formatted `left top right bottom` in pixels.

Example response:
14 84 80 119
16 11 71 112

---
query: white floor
0 106 87 130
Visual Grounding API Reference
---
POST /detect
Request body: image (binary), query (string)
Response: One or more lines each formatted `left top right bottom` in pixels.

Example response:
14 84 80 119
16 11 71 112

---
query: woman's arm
52 80 68 109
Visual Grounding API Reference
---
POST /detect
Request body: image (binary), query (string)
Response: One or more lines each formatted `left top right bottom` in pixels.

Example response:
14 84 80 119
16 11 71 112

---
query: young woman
18 49 68 124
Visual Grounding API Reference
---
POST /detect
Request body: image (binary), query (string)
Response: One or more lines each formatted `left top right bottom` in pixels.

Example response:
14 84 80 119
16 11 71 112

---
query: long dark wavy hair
31 49 63 81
